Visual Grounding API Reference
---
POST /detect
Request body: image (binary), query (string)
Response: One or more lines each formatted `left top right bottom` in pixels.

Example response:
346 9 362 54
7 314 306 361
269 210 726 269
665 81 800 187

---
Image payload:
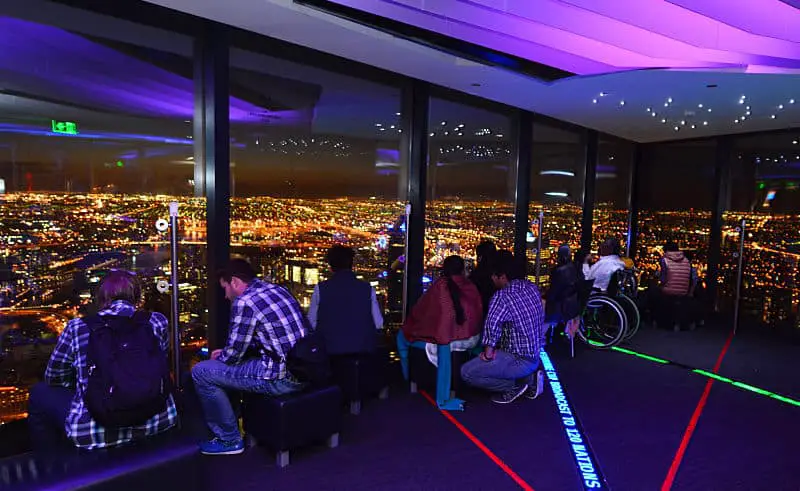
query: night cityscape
1 192 798 423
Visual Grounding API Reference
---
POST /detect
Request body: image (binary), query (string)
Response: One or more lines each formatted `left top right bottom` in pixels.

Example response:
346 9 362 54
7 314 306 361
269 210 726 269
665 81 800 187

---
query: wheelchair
576 269 641 349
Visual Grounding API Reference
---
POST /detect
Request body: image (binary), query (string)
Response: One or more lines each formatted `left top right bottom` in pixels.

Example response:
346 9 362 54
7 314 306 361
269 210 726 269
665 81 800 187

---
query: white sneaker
525 370 545 399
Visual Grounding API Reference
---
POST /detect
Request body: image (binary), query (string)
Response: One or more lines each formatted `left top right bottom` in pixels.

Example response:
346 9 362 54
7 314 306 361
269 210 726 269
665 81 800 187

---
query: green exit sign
51 120 79 135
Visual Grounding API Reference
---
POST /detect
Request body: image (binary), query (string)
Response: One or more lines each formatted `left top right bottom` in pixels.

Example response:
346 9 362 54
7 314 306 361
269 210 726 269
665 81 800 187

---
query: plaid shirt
482 279 544 359
44 301 178 449
218 279 307 380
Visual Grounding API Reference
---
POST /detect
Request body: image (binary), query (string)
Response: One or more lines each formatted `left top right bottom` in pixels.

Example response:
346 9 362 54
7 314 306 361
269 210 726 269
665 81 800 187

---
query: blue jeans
460 350 539 393
192 359 304 441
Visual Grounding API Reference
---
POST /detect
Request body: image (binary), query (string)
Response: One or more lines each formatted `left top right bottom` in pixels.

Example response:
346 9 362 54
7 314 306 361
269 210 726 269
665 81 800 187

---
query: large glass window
228 48 406 328
593 138 633 255
720 133 800 330
637 141 715 290
528 123 584 285
425 98 515 280
0 2 201 424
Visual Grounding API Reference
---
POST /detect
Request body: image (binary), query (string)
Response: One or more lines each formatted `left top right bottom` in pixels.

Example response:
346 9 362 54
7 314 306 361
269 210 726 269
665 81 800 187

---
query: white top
307 284 384 330
583 255 625 292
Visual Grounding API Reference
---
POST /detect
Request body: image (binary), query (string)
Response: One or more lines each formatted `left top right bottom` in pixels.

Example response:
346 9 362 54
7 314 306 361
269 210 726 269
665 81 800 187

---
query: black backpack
84 312 171 428
285 330 331 387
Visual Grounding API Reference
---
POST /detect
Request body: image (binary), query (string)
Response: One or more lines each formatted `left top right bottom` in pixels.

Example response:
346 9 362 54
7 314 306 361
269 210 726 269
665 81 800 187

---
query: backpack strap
83 314 107 334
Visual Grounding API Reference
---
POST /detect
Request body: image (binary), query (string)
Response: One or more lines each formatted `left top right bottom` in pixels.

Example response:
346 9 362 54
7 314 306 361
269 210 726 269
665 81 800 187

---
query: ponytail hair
442 255 466 326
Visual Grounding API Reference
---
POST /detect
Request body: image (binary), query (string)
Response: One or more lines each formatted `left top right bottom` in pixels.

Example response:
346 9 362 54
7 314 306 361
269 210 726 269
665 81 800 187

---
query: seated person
461 251 545 405
583 238 625 293
469 240 497 319
308 245 383 355
28 270 177 450
398 255 482 410
546 245 581 341
192 259 307 455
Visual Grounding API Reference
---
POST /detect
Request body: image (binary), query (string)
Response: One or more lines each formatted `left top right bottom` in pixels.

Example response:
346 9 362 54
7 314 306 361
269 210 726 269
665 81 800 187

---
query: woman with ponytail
397 255 482 410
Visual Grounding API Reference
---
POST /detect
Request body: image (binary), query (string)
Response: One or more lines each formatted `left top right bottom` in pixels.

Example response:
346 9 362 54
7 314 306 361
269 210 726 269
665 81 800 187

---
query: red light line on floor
661 330 735 491
419 390 535 491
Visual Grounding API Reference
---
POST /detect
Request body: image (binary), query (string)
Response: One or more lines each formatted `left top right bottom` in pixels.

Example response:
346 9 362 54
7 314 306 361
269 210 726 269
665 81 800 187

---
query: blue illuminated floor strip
540 351 609 491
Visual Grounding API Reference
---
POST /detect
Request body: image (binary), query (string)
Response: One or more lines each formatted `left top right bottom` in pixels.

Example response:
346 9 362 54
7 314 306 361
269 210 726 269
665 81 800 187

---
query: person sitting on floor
28 270 177 451
397 255 482 410
308 245 384 355
461 251 546 404
192 259 307 455
583 238 625 293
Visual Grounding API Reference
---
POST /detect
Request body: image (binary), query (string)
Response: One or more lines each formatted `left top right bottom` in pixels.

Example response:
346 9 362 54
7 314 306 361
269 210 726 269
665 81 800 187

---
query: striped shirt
44 301 178 449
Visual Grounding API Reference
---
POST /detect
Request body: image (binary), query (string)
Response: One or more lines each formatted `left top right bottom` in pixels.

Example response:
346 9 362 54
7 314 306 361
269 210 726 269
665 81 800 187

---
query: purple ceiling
324 0 800 75
0 17 307 125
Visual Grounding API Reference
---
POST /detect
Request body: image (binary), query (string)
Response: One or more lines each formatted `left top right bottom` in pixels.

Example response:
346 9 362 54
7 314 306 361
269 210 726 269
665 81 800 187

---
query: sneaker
525 370 545 399
491 384 529 404
199 437 245 455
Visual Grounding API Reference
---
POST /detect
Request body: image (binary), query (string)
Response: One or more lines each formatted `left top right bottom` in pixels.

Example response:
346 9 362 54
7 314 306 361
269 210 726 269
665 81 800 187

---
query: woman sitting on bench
397 255 482 410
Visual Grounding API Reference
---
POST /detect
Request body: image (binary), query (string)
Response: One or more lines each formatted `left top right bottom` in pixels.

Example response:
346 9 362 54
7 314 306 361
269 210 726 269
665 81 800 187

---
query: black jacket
546 263 580 322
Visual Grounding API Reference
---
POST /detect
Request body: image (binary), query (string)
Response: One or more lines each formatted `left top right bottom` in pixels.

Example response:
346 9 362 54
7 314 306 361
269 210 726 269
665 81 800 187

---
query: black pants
27 382 75 451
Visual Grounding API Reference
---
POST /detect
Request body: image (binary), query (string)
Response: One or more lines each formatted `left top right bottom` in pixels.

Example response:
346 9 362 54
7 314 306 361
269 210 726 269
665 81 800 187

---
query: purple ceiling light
325 0 800 75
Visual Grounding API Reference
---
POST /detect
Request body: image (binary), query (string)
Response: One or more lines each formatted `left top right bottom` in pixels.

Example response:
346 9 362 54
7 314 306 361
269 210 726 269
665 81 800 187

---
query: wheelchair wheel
578 296 627 348
616 294 641 341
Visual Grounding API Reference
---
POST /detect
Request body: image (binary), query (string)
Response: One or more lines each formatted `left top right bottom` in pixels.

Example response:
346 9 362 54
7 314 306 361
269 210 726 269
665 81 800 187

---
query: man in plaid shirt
461 251 546 404
192 259 307 455
27 270 178 450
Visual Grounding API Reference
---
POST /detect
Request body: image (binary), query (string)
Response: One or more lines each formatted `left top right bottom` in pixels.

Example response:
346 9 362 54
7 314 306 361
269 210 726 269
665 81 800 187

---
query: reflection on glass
425 99 515 281
0 13 201 423
228 48 407 329
528 123 584 286
593 139 632 260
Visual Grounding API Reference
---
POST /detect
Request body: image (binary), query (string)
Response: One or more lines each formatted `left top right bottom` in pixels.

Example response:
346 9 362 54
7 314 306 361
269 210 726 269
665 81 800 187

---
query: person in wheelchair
583 238 625 293
545 245 580 336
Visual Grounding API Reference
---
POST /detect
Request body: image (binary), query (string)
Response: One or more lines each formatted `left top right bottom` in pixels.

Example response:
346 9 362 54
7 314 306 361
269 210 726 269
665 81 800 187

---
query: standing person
656 242 694 330
546 245 581 340
461 251 546 404
192 259 307 455
398 255 482 410
28 270 177 450
308 245 383 356
469 240 497 318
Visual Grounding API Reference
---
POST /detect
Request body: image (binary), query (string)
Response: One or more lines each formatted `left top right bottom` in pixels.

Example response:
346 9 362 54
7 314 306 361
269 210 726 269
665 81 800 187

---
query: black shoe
491 384 529 404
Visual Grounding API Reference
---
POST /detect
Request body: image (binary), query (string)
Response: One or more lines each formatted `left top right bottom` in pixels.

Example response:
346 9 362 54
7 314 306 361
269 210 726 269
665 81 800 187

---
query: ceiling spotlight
793 140 798 144
703 121 708 125
375 123 382 127
664 102 669 107
674 126 680 131
651 112 657 117
390 125 395 129
738 99 745 104
681 120 686 125
771 115 777 119
667 97 673 103
746 111 751 115
429 133 435 137
790 99 796 104
619 100 625 106
458 123 465 128
441 121 447 126
600 92 608 97
779 104 785 109
396 112 401 116
691 124 696 129
734 119 740 123
698 104 704 108
592 99 598 104
708 108 712 112
646 107 652 112
746 106 751 110
661 119 667 123
741 116 746 120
